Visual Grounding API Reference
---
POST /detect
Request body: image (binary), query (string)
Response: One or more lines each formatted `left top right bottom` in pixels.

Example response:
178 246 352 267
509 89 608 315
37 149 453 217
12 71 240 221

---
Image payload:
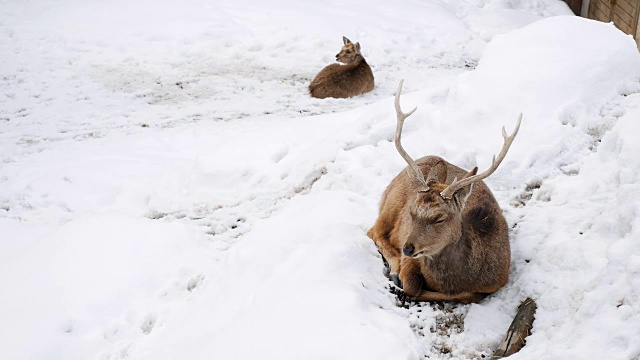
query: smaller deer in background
368 80 521 304
309 36 374 99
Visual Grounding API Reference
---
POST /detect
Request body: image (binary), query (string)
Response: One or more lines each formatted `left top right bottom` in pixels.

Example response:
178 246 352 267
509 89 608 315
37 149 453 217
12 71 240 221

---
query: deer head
336 36 362 64
393 80 521 258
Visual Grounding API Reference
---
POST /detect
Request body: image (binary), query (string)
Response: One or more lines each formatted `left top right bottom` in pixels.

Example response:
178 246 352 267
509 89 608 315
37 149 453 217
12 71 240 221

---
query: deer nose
403 244 415 257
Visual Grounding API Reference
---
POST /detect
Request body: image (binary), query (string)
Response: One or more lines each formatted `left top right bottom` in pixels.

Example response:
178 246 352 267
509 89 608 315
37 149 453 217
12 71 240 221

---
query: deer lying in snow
367 80 521 304
309 36 374 99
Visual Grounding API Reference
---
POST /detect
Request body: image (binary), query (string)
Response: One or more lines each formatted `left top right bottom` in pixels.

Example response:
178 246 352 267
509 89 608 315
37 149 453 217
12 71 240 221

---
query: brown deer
309 36 374 99
367 80 521 304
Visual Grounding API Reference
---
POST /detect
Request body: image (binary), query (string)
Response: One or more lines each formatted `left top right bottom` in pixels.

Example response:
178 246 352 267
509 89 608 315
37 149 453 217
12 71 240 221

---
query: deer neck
425 229 469 266
344 55 365 66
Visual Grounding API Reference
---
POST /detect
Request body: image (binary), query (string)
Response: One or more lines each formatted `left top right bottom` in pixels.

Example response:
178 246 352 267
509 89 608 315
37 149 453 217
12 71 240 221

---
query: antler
394 80 428 189
440 114 523 199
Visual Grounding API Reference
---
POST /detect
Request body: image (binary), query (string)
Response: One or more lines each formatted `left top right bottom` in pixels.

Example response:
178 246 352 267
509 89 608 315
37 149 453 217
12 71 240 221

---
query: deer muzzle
403 244 415 257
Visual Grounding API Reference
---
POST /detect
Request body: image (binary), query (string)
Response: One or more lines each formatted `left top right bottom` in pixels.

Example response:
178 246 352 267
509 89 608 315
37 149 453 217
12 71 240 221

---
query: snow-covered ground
1 0 639 359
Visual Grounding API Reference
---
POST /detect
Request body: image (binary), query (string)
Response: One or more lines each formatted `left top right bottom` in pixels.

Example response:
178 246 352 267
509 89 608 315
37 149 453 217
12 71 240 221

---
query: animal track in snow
294 166 328 194
140 314 157 335
145 164 332 251
270 145 289 163
511 180 544 208
186 274 205 292
559 163 580 176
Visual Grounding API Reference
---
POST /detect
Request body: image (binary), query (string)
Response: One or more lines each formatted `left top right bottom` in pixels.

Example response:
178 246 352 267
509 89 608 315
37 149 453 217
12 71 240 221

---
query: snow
1 0 639 359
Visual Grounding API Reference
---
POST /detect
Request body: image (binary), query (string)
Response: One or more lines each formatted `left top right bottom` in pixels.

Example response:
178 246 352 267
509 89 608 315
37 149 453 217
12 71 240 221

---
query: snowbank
441 16 640 169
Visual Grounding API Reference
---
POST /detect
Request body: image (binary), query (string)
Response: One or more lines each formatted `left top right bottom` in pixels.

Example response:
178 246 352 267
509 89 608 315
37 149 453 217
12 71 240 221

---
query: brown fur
309 36 374 99
368 156 510 304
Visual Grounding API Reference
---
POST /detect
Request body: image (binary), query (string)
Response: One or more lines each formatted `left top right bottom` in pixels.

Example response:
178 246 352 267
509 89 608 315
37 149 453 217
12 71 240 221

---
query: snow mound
442 16 640 168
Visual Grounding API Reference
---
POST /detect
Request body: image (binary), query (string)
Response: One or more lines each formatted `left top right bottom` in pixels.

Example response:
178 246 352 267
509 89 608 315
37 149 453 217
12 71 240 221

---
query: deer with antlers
367 80 521 304
309 36 374 99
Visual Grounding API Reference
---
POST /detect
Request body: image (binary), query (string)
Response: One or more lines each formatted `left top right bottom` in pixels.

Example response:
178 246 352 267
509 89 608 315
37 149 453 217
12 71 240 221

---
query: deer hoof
379 251 391 278
398 292 408 302
383 265 390 279
378 250 389 267
390 273 403 289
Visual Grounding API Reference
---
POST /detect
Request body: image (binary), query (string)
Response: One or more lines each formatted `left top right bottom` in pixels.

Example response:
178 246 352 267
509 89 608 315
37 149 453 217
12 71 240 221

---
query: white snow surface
1 1 639 359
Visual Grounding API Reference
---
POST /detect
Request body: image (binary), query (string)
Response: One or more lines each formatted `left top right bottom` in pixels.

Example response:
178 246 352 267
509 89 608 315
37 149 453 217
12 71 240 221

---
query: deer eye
433 217 446 224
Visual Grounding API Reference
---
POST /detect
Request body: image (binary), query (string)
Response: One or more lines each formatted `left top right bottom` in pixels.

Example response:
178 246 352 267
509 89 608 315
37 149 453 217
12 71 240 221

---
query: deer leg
398 256 424 296
411 291 487 304
367 227 402 285
376 251 402 288
396 259 487 304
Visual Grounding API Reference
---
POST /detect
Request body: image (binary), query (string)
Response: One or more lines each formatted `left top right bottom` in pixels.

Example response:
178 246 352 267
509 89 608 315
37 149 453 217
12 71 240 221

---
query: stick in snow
493 298 537 358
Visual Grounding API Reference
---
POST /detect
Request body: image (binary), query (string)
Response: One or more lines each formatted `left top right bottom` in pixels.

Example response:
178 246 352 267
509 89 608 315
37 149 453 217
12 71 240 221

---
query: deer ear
465 166 478 178
453 182 473 208
426 161 447 186
452 167 477 208
343 36 351 45
355 42 361 52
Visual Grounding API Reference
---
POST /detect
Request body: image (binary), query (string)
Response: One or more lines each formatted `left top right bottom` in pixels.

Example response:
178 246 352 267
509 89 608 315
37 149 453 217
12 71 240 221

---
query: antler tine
394 80 428 188
441 113 522 199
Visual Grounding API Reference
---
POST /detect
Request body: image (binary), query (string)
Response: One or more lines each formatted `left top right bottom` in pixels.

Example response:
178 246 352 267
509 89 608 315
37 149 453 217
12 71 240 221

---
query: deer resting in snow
367 80 521 304
309 36 374 99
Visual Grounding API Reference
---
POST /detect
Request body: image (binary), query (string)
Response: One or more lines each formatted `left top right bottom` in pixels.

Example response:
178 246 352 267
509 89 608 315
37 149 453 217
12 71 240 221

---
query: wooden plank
593 4 610 21
594 0 610 12
590 5 602 20
588 0 602 18
613 0 636 34
588 0 596 17
631 1 640 44
594 0 605 15
614 19 630 32
614 8 634 25
617 0 637 19
618 0 640 41
593 0 611 21
589 0 605 19
493 298 538 359
615 3 635 23
596 11 609 22
563 0 583 15
613 13 633 33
